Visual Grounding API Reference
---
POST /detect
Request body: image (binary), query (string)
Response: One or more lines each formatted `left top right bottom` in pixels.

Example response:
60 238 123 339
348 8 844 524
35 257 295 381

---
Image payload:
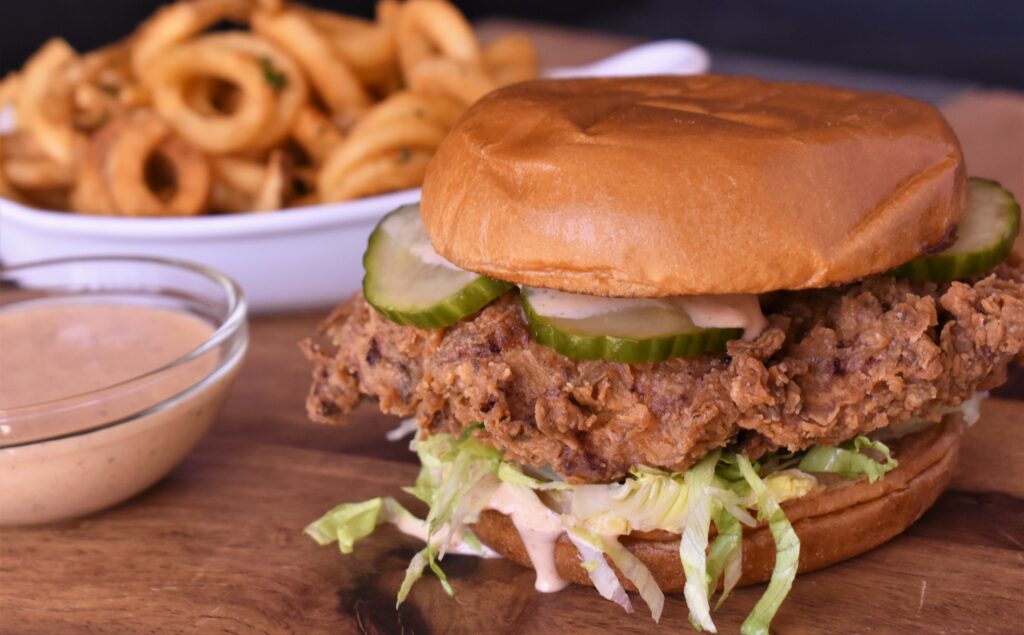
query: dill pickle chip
890 178 1020 283
521 287 743 363
363 204 511 328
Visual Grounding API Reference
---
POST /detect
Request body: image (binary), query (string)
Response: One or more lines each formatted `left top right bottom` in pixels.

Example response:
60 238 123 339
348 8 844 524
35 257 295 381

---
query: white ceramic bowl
0 40 709 312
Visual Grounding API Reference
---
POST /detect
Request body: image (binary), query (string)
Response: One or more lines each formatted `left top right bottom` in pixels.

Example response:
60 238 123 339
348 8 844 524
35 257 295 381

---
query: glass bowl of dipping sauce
0 256 247 525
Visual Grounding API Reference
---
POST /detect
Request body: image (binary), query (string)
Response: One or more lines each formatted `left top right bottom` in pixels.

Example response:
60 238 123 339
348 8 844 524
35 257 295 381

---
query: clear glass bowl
0 256 248 525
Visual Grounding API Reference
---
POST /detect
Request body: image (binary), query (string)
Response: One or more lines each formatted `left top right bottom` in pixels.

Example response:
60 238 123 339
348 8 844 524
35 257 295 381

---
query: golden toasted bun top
420 75 967 296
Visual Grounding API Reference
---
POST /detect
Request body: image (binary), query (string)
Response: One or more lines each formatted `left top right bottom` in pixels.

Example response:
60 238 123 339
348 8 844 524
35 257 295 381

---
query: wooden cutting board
3 21 1024 635
1 396 1022 635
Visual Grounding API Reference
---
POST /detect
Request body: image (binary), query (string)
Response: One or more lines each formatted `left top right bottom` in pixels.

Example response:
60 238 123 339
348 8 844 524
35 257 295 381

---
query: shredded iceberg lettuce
798 435 898 483
680 451 720 631
497 462 572 491
706 505 743 609
308 427 900 633
305 497 416 553
397 544 454 605
569 466 692 535
736 455 800 635
601 532 667 622
565 526 633 613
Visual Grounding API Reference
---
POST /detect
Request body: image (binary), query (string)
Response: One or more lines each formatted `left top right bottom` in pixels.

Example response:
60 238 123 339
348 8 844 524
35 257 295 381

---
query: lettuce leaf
565 526 633 614
706 486 758 527
397 547 430 605
736 455 800 635
706 505 743 609
498 462 572 490
414 429 503 559
397 544 454 605
680 450 720 632
798 436 897 483
569 466 691 535
600 533 666 622
305 497 416 553
309 429 505 605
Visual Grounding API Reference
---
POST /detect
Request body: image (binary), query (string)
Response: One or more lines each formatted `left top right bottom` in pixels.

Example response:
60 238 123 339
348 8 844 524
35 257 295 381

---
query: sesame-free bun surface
420 75 967 296
471 416 962 592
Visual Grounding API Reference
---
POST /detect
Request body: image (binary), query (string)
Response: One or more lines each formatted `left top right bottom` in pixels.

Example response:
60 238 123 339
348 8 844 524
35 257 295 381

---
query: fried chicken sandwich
302 75 1023 633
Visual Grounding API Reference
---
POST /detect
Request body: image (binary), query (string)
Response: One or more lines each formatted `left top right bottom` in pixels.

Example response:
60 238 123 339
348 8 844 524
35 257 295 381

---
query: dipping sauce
0 304 214 409
0 301 244 526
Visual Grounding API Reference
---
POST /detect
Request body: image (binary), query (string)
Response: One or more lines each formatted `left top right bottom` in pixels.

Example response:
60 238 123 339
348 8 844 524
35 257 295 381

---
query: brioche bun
421 75 967 297
470 415 962 591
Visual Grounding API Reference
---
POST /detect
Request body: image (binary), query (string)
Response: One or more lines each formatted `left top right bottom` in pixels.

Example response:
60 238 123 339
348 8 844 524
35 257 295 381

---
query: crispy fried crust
303 264 1024 483
471 417 962 591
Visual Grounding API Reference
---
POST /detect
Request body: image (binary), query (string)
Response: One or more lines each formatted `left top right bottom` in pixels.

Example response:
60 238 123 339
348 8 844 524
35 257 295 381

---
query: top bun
420 75 968 296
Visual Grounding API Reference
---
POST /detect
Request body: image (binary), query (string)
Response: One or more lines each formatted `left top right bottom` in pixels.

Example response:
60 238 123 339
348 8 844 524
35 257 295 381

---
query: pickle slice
521 288 743 363
890 178 1020 283
363 204 511 328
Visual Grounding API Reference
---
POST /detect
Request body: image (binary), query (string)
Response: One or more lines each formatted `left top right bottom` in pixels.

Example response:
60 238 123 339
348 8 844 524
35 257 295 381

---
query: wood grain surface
2 22 1024 635
1 375 1022 634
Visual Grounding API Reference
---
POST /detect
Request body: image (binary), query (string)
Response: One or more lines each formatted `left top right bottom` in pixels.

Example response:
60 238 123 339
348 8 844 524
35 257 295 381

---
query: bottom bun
471 415 963 591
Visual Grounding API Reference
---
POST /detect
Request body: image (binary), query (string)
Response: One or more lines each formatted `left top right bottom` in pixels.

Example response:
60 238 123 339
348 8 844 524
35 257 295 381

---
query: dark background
4 0 1024 88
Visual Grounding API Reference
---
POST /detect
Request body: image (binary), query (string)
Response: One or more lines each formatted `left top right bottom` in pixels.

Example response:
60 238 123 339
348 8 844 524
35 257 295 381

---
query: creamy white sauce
961 391 989 426
407 241 465 272
487 483 569 592
671 294 768 341
525 288 674 320
524 286 768 340
385 418 419 441
392 513 500 558
380 202 466 272
389 482 566 584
